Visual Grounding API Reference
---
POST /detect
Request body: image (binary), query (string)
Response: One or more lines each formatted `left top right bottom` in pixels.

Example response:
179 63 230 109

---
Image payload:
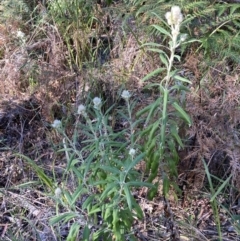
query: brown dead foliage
179 56 240 201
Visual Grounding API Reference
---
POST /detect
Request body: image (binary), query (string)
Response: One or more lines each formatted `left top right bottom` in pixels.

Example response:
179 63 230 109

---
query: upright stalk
159 6 183 196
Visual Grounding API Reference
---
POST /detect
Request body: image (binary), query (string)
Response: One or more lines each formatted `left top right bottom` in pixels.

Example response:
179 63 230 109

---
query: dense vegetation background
0 0 240 240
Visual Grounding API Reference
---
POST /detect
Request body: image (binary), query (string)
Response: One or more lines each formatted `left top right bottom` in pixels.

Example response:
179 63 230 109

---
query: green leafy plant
46 93 153 241
137 6 193 199
19 5 196 240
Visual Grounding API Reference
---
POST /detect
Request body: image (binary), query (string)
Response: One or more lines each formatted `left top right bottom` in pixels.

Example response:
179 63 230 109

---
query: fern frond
0 0 30 22
129 0 240 63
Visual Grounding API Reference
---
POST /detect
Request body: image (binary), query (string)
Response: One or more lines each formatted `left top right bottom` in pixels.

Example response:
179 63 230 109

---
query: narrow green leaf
70 185 83 206
148 120 160 141
170 84 190 92
142 67 166 82
64 190 72 204
112 209 119 226
9 181 39 189
142 83 161 89
49 212 78 225
92 180 109 186
123 185 132 210
136 101 157 118
169 69 178 78
147 48 166 54
203 159 215 193
82 226 91 241
152 24 171 37
111 158 126 168
172 102 192 125
99 165 121 174
174 75 192 84
145 97 161 125
160 53 169 68
100 182 118 200
88 207 101 215
67 159 80 170
57 147 72 153
121 212 132 227
104 141 127 148
103 206 113 221
174 54 181 62
132 199 144 219
163 175 170 196
146 137 157 155
210 174 232 202
72 166 84 179
184 39 201 44
67 222 80 241
126 181 154 188
16 154 54 191
140 122 156 137
141 42 166 49
170 125 184 148
82 195 95 210
92 230 104 241
230 5 238 15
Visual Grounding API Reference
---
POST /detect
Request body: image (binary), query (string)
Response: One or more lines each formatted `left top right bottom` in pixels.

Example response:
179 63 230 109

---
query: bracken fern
130 0 240 63
0 0 29 22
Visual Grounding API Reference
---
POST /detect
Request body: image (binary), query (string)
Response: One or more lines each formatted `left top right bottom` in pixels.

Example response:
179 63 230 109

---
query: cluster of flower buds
165 6 183 40
53 90 132 128
165 6 183 27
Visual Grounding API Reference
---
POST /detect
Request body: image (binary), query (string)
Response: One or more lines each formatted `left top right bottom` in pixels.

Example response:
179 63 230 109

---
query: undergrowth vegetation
0 0 240 240
132 0 240 63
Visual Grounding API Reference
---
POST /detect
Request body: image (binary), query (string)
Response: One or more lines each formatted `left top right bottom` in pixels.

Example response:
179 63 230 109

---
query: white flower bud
171 6 182 23
165 12 173 26
165 6 183 26
16 30 25 39
129 148 136 157
77 104 86 115
93 97 102 110
55 187 62 198
51 119 62 129
121 90 131 100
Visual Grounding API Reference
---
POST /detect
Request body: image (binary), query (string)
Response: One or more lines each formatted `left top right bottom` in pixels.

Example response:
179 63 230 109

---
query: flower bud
55 187 62 198
171 6 183 25
165 12 173 26
129 148 136 157
165 6 183 26
121 90 131 100
77 104 86 115
16 30 25 39
51 119 62 129
93 97 102 110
